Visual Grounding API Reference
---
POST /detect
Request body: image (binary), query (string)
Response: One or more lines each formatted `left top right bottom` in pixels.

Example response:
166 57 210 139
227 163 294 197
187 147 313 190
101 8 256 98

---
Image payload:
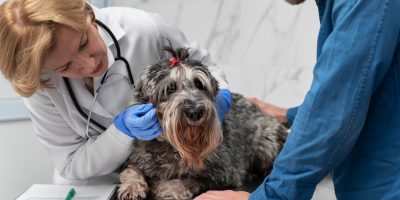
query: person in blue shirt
195 0 400 199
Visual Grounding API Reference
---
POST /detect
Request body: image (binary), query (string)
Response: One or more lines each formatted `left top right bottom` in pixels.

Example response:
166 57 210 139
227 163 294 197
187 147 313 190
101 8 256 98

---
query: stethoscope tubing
94 20 134 86
63 19 135 132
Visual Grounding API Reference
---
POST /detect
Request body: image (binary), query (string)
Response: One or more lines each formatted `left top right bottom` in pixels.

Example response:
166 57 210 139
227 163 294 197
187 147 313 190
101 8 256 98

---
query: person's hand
248 98 288 127
215 89 233 123
194 190 249 200
114 103 163 140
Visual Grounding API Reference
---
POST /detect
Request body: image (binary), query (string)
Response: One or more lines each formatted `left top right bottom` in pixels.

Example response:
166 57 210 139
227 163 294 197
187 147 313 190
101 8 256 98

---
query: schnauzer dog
118 45 288 200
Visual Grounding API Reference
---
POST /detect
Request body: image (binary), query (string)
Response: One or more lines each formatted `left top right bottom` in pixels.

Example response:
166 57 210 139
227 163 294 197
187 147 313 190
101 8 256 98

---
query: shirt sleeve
250 0 400 199
286 106 298 127
23 91 133 180
147 12 230 89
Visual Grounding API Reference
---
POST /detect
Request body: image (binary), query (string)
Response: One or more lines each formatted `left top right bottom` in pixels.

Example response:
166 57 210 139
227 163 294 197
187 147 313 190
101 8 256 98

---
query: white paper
17 184 117 200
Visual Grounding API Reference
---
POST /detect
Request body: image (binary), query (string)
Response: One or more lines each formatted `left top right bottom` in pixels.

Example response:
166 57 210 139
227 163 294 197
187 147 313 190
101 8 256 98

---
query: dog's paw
118 180 148 200
152 179 193 200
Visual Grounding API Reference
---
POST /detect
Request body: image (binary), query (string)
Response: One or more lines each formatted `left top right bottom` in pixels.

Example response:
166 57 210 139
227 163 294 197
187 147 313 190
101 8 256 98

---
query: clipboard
16 184 117 200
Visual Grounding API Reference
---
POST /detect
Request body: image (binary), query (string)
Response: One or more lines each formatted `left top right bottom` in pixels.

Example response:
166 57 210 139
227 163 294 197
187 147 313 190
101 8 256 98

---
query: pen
65 188 75 200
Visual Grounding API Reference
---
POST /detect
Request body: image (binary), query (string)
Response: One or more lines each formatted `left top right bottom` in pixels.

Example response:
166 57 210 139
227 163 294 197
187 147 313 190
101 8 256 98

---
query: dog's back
221 93 287 182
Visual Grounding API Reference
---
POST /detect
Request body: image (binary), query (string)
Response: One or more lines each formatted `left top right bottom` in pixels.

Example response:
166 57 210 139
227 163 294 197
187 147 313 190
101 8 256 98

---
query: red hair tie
169 58 180 68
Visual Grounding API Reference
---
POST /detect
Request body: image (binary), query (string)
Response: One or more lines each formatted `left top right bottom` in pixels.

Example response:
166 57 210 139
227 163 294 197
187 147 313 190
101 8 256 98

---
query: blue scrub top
250 0 400 199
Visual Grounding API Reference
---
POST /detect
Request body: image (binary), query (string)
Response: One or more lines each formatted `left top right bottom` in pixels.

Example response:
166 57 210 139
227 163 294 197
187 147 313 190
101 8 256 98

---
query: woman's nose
78 56 97 73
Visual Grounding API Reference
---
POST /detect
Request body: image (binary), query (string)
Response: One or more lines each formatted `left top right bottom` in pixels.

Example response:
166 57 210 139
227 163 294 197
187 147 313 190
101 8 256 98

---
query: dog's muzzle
184 103 205 122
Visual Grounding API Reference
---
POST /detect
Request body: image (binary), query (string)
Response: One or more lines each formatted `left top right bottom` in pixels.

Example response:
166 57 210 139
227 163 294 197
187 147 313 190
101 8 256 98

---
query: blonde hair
0 0 94 97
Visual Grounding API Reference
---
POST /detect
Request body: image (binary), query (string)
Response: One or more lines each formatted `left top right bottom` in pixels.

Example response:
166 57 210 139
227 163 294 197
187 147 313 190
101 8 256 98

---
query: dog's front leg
151 179 193 200
118 165 148 200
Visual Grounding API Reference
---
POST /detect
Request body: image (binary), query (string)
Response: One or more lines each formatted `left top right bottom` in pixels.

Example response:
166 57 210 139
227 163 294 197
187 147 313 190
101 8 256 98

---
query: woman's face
44 22 109 78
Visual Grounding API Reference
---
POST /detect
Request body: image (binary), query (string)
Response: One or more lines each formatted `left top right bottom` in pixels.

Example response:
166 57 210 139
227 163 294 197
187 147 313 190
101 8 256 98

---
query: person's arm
247 98 293 127
23 90 133 180
251 0 400 199
286 106 298 127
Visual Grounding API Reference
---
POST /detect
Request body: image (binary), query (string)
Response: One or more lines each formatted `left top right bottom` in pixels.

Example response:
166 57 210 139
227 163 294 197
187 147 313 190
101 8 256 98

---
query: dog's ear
133 66 154 104
210 75 220 97
133 82 150 104
134 63 171 104
200 63 219 97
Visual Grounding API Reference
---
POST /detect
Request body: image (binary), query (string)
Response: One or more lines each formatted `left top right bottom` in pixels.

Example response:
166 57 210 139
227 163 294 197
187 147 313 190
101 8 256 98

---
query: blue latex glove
215 89 233 122
114 103 163 140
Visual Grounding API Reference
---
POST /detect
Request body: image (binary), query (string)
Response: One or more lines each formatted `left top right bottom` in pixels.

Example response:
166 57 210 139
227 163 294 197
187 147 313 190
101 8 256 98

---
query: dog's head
133 45 223 170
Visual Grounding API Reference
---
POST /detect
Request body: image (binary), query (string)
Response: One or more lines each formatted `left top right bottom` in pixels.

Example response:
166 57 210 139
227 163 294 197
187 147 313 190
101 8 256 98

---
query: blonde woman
0 0 232 185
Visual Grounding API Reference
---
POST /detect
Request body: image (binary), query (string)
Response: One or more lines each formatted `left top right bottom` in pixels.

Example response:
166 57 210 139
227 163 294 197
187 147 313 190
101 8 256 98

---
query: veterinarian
195 0 400 199
0 0 232 185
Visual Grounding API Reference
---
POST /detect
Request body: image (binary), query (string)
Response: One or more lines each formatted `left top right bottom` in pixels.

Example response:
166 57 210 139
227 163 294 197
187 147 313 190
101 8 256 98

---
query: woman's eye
194 78 206 91
79 33 89 51
166 82 176 95
58 62 72 72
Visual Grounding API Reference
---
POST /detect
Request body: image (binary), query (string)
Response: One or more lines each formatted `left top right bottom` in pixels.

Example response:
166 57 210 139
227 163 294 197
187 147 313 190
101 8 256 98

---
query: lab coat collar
93 46 120 93
92 5 126 48
91 5 128 92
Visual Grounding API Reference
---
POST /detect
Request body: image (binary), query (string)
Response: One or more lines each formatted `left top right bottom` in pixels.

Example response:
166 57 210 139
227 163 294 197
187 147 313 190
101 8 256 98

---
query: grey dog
117 46 288 200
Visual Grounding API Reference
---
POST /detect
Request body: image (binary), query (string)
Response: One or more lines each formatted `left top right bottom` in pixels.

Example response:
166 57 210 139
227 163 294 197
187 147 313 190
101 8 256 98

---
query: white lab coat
23 5 228 185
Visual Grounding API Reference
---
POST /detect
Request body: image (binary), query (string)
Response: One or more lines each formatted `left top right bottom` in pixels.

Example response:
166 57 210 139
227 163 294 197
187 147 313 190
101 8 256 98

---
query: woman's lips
93 59 104 74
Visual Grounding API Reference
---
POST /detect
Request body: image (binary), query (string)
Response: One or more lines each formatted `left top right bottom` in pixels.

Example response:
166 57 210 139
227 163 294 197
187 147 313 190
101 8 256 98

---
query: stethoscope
63 19 135 136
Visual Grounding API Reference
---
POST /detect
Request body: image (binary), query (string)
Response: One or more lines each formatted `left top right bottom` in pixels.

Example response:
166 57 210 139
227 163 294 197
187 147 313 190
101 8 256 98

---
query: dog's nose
184 107 204 121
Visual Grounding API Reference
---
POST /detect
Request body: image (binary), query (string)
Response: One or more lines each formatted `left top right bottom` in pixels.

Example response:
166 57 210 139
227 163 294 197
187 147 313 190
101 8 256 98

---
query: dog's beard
286 0 306 5
159 101 222 171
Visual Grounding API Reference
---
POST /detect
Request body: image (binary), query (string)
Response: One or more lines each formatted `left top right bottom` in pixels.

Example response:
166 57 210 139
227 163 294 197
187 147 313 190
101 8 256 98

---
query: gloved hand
215 89 233 122
114 103 163 140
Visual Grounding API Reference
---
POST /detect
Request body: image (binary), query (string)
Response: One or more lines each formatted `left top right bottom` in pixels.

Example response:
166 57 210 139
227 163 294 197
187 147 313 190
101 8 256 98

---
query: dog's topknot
155 41 206 73
162 45 190 62
162 38 190 63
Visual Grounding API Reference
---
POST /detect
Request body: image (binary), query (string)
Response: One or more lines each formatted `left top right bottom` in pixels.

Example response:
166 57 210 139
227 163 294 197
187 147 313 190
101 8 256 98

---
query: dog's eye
194 78 206 91
166 82 177 95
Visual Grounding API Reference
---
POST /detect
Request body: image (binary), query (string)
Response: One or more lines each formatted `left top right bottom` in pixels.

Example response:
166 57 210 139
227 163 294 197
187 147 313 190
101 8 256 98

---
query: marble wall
107 0 320 108
1 0 319 115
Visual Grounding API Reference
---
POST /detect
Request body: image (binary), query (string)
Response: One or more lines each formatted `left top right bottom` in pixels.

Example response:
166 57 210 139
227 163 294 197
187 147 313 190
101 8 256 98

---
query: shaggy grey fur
118 47 288 200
